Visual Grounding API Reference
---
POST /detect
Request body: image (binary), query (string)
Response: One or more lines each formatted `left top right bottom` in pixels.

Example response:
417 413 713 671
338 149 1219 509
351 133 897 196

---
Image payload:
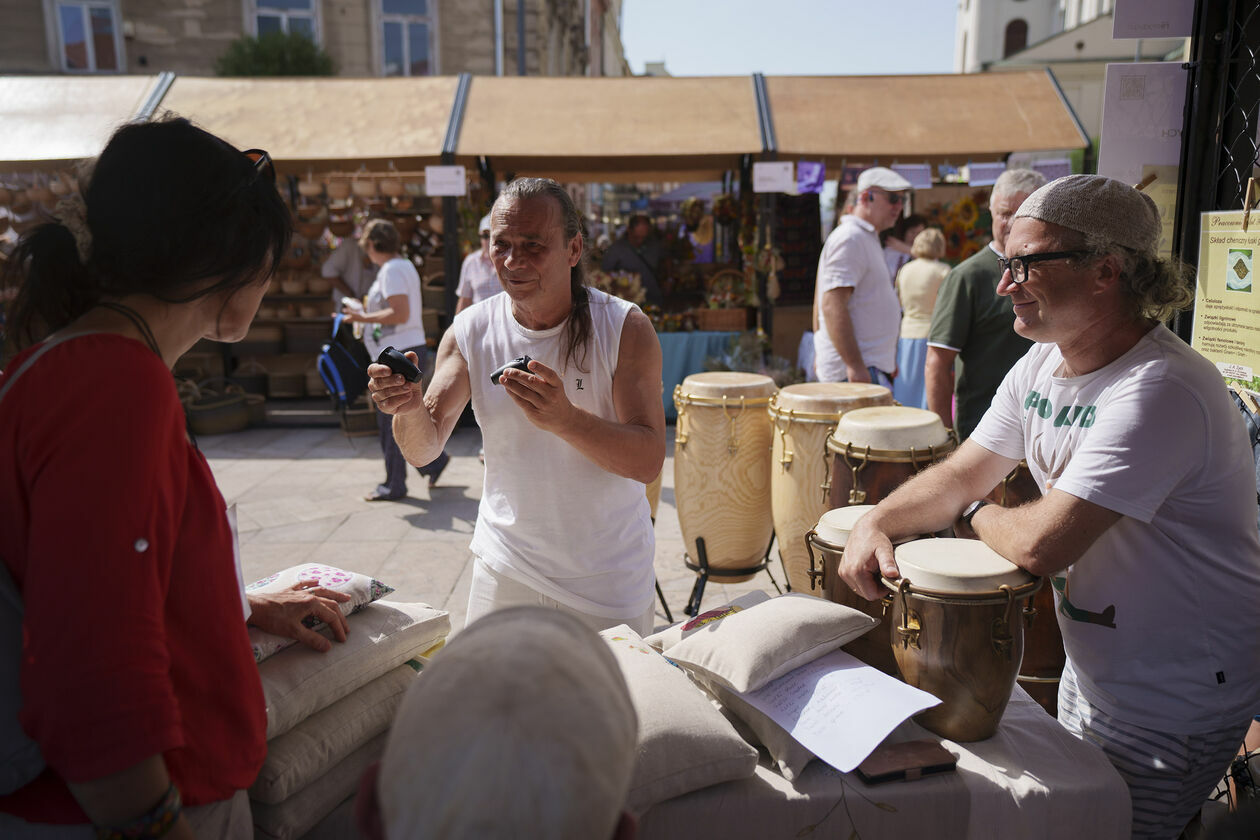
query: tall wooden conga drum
673 372 777 583
804 504 919 675
886 539 1041 741
984 461 1063 717
770 383 893 595
826 406 955 508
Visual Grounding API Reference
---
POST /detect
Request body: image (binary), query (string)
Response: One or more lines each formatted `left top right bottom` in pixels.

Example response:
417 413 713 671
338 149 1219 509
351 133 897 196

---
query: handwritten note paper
739 649 940 773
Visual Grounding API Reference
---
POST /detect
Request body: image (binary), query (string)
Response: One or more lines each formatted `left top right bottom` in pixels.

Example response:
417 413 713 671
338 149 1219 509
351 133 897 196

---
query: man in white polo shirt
813 167 909 386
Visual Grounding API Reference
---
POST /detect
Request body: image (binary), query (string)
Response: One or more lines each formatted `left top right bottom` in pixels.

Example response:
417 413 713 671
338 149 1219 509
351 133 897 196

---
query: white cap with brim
1014 174 1161 255
856 166 912 193
478 213 492 234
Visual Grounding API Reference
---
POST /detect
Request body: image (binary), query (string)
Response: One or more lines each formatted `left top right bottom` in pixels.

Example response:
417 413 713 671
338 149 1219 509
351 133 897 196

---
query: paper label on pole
1113 0 1193 39
1192 211 1260 391
1097 62 1186 187
424 165 467 196
753 161 795 194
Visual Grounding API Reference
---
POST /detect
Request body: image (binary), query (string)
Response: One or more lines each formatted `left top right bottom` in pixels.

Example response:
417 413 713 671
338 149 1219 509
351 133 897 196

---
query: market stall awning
158 76 461 174
456 76 763 183
0 75 164 169
764 70 1089 167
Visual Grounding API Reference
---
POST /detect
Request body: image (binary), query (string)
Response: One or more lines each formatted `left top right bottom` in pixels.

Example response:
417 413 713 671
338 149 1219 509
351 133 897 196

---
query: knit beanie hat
1015 174 1161 254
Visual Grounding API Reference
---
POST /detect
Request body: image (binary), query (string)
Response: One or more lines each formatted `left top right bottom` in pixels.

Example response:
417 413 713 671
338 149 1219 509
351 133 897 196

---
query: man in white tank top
366 179 665 635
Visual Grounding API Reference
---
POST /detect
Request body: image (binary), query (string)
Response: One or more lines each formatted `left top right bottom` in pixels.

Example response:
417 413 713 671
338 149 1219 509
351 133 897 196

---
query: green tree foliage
214 31 336 77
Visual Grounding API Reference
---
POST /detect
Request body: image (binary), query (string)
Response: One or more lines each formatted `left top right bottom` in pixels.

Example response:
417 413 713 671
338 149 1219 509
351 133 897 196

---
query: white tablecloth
640 686 1131 839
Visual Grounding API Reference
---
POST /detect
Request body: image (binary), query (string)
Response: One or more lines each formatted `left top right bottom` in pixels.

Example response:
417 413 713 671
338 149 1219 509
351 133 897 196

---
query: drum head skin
814 505 878 546
679 371 777 401
831 406 952 451
894 538 1034 593
772 382 892 415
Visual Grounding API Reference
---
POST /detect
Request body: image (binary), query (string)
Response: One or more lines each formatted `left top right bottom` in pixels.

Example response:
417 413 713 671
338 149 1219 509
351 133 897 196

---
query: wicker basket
340 403 377 437
694 307 748 331
179 380 250 436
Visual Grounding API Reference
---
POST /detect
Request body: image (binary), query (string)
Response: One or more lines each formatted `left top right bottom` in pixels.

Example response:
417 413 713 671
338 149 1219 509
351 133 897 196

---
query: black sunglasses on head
242 148 276 185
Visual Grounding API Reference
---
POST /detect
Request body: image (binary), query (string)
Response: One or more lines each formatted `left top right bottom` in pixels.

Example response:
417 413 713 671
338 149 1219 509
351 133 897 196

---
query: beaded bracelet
94 783 182 840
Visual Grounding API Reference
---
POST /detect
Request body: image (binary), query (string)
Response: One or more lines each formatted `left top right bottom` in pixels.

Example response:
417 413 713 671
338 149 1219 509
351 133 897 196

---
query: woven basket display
694 307 748 332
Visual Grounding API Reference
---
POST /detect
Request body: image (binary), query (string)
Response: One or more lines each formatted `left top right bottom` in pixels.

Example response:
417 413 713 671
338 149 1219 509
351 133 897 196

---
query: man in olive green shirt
925 169 1044 440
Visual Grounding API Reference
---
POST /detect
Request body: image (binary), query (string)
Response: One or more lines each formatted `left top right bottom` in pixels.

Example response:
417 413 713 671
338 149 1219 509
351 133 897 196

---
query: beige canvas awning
0 75 162 169
765 70 1089 167
158 76 461 174
456 76 763 183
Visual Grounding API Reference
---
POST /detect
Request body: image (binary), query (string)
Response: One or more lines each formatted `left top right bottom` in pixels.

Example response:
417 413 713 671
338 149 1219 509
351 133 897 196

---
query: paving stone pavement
202 423 784 636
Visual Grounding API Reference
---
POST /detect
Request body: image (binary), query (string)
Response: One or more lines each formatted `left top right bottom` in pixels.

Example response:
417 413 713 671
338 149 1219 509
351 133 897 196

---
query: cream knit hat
1014 174 1161 254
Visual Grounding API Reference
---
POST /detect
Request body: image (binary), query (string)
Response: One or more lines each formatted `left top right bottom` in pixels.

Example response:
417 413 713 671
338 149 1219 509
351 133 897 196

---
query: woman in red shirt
0 118 351 838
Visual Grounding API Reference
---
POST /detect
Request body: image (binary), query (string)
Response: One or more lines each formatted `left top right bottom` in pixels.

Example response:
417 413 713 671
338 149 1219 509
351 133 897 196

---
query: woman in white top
342 219 449 500
892 227 948 409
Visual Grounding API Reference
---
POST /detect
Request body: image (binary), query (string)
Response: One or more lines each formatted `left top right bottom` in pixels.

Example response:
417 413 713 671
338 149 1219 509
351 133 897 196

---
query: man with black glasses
838 175 1260 840
813 167 910 385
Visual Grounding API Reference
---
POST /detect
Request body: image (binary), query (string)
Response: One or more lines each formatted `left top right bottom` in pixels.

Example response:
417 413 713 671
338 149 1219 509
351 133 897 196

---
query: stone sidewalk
202 423 783 634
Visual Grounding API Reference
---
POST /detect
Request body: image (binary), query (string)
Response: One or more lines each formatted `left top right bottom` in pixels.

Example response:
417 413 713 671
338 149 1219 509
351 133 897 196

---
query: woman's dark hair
494 177 591 373
2 115 291 355
359 217 401 255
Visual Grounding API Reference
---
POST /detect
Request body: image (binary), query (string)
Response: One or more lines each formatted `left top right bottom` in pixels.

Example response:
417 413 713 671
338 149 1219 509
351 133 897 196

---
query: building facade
0 0 629 78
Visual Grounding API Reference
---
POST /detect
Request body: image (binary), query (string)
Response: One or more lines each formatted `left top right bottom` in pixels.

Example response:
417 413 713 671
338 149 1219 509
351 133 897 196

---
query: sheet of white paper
739 649 940 773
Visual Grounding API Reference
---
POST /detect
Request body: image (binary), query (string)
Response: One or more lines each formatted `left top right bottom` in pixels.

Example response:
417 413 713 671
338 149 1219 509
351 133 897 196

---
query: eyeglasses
479 231 491 239
997 250 1091 285
242 148 275 185
873 189 905 206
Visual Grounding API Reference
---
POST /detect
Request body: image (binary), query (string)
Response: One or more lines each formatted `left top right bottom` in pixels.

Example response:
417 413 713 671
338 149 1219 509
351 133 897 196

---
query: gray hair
1061 229 1194 323
993 168 1047 202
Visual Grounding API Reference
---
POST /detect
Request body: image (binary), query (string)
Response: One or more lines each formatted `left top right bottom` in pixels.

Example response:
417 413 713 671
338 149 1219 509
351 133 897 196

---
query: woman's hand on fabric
498 359 577 434
247 581 351 652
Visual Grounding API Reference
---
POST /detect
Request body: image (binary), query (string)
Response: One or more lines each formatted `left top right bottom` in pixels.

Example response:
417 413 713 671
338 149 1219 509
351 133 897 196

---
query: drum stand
682 533 782 617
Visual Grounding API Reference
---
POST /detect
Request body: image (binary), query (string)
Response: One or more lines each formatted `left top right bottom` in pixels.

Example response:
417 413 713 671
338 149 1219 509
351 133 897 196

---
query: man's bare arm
820 287 868 383
969 490 1121 577
367 328 470 468
925 345 959 430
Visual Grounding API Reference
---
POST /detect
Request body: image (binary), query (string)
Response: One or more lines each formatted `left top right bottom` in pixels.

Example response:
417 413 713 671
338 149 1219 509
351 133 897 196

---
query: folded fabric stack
595 592 878 816
244 565 450 840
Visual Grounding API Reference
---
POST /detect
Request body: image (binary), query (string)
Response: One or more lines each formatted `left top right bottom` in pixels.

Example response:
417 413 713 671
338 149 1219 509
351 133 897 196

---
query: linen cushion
663 593 877 692
643 590 770 652
600 625 758 813
703 678 816 781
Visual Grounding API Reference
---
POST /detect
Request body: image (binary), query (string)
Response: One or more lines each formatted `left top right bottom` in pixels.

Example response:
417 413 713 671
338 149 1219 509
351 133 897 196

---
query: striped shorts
1058 661 1249 840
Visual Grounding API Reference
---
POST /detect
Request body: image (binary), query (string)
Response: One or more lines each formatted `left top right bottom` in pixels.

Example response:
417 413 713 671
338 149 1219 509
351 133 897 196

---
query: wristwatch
960 499 989 529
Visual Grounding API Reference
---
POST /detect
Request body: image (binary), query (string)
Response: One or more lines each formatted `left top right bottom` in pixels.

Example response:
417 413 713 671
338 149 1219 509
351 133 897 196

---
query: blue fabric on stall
659 331 740 421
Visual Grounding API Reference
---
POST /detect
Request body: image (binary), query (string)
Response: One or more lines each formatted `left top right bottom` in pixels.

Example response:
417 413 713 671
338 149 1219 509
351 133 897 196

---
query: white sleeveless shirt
453 288 655 619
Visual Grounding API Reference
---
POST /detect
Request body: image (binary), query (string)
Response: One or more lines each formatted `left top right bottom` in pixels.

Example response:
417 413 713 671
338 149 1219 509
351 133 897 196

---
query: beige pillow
251 731 386 840
702 677 815 781
664 593 877 692
251 664 418 804
643 590 770 652
600 625 758 814
260 600 449 740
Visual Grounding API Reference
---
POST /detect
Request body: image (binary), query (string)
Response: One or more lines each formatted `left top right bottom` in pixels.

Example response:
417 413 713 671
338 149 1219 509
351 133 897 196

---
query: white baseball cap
478 213 492 234
856 167 912 193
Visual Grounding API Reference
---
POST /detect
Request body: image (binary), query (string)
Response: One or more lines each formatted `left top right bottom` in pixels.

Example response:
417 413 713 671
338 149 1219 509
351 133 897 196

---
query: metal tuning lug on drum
721 395 746 455
1022 583 1039 628
775 407 795 472
842 442 872 504
896 579 921 650
819 426 836 505
992 585 1015 661
673 385 688 449
803 529 823 590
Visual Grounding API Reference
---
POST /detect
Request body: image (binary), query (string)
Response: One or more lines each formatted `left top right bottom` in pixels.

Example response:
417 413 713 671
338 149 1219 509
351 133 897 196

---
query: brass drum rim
826 439 958 462
677 392 774 408
767 406 849 423
879 575 1042 605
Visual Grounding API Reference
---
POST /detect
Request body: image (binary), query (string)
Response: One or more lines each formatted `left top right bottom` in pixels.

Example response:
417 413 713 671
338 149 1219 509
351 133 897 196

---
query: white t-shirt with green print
971 324 1260 733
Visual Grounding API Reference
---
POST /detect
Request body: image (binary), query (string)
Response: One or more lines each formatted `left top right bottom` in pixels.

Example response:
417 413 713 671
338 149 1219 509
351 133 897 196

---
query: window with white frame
54 1 122 72
253 0 317 41
381 0 434 77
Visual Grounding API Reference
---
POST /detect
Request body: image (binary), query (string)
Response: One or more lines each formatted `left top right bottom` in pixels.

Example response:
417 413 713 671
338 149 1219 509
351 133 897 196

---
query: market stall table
660 331 740 421
639 686 1131 839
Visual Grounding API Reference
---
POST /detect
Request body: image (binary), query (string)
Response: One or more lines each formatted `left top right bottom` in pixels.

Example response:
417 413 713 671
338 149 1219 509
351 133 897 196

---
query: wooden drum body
674 372 777 582
826 406 956 509
770 383 892 595
804 505 913 676
984 461 1064 717
885 539 1040 742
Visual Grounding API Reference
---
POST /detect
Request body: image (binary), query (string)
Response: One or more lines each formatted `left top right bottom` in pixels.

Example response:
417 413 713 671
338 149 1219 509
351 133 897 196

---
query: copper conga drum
673 372 777 583
984 461 1063 717
770 383 893 595
885 539 1041 742
826 406 955 508
803 505 919 675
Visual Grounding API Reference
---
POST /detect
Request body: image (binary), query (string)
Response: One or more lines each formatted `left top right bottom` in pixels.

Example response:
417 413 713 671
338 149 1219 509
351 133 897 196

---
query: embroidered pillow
247 564 394 663
643 590 771 652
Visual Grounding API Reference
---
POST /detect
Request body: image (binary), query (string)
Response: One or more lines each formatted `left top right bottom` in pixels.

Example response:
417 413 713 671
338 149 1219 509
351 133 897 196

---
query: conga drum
804 504 917 675
984 461 1063 717
885 539 1041 742
770 383 893 595
645 470 663 521
826 406 956 508
673 372 778 583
